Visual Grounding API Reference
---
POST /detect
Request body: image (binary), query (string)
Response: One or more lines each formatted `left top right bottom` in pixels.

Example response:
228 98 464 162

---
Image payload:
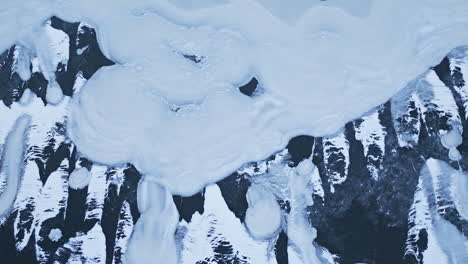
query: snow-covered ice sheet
2 0 468 195
2 1 468 263
0 114 31 218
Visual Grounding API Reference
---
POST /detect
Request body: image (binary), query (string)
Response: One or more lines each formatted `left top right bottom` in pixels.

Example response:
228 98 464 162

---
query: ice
2 1 468 262
354 109 386 180
1 0 466 196
112 201 134 264
419 159 468 262
19 89 34 105
245 184 281 240
45 82 64 105
12 45 32 81
85 165 107 221
48 228 62 242
441 130 463 161
0 114 31 218
287 160 321 264
178 184 275 263
448 148 462 161
323 131 349 193
68 167 92 190
126 180 178 264
441 129 463 149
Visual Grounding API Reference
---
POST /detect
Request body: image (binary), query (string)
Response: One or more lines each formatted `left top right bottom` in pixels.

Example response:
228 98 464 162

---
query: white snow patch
48 228 62 242
126 180 178 264
34 160 69 262
19 89 34 105
310 162 324 200
76 45 88 55
287 159 321 263
354 109 386 180
45 81 64 105
69 167 92 190
0 114 31 218
2 0 453 196
12 45 32 81
85 165 107 221
179 184 275 264
441 129 462 149
112 201 134 264
419 159 468 263
452 170 468 220
245 184 281 240
323 131 349 193
448 148 462 161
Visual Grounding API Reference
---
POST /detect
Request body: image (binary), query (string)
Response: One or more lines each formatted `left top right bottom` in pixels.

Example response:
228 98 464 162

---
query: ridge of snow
0 114 31 218
354 109 386 180
1 0 461 196
322 131 349 193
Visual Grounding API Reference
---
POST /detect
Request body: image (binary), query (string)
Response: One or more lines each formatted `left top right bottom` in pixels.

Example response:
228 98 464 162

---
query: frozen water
441 129 463 149
126 180 178 264
2 0 468 196
68 167 91 190
48 228 62 242
0 115 31 218
245 184 281 240
2 1 468 263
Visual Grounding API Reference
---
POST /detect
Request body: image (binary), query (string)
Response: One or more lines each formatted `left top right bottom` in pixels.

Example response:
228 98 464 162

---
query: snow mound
2 0 468 195
48 228 62 242
245 184 281 240
441 129 462 149
0 115 31 218
68 167 91 190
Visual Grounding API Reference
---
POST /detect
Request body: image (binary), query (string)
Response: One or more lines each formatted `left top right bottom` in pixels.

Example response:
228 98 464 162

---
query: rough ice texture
126 180 178 264
244 184 281 240
1 2 468 263
417 159 468 263
68 167 91 190
0 114 30 218
1 0 466 195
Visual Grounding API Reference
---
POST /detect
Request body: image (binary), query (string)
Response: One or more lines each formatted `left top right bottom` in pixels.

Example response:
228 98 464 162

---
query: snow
48 228 62 242
448 148 462 161
63 224 106 264
34 159 69 262
405 178 448 264
178 184 275 264
112 201 134 264
126 180 178 264
45 82 64 105
19 89 34 105
69 167 92 190
2 1 468 263
452 170 468 220
85 165 107 221
419 159 468 263
354 109 386 180
245 184 281 240
0 0 455 196
12 45 32 81
440 129 462 149
322 131 349 193
0 114 31 218
286 159 321 263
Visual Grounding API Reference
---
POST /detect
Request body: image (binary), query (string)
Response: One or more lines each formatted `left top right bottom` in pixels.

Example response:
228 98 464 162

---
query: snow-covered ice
126 180 178 264
2 0 466 196
48 228 63 242
68 167 92 190
0 115 31 218
2 1 468 263
245 184 281 240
